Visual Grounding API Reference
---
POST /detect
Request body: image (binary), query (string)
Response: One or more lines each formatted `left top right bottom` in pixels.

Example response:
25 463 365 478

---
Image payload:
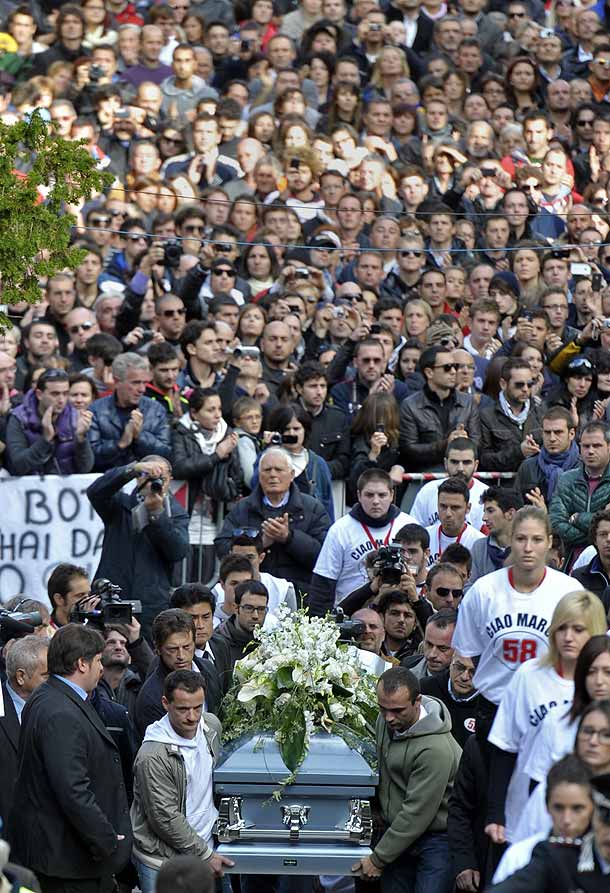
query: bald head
353 608 385 654
261 320 292 366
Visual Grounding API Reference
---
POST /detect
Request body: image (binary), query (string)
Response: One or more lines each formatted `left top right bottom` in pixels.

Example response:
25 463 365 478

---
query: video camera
372 544 405 586
333 607 364 643
0 609 42 645
70 578 142 627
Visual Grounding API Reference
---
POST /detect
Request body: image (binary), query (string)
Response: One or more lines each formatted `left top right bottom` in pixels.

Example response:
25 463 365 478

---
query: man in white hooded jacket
130 670 233 892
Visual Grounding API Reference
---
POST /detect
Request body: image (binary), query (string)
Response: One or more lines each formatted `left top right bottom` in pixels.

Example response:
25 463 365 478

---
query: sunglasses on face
162 308 186 317
435 587 463 599
434 363 457 371
183 224 205 234
69 322 95 334
400 249 423 257
91 217 110 227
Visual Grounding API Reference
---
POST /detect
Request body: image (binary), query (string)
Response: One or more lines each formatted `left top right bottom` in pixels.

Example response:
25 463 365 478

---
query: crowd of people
2 0 610 890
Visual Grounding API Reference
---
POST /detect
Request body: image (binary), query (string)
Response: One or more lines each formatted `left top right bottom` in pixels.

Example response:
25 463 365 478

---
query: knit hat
426 320 458 347
489 271 521 298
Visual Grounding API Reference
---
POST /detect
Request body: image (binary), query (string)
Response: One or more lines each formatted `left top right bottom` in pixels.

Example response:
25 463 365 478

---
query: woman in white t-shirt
486 591 607 843
524 636 610 787
514 701 610 844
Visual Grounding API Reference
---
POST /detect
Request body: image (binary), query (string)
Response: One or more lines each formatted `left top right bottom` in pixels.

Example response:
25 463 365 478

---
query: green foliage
0 112 113 326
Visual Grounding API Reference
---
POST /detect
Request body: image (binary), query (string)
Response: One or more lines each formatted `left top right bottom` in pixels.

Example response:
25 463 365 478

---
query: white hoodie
143 714 217 845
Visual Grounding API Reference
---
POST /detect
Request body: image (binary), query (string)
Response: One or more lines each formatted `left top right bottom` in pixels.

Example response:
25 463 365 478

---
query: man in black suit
9 624 132 893
0 635 49 833
385 0 435 54
134 609 222 738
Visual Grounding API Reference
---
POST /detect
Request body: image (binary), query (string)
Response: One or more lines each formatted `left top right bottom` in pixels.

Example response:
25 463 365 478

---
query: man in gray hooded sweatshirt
352 666 462 892
130 670 233 892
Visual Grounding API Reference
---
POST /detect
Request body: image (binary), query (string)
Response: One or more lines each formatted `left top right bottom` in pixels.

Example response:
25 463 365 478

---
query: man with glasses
421 649 478 747
5 368 94 475
400 345 481 470
382 234 427 302
211 579 269 671
480 358 543 471
540 287 579 349
154 294 187 347
100 217 151 287
64 307 100 371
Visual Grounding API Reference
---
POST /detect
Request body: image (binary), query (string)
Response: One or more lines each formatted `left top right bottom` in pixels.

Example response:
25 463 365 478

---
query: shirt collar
6 681 26 719
262 490 290 508
53 674 88 701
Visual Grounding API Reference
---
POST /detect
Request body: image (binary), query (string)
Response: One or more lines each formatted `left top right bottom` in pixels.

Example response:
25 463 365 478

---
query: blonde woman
486 589 607 844
369 46 411 99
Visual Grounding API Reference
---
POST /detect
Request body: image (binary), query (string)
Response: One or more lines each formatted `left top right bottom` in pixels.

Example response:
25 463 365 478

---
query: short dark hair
419 344 451 374
230 532 265 553
268 402 311 439
426 562 463 589
47 623 104 676
445 437 477 458
85 332 122 362
234 580 269 605
294 360 328 388
188 387 220 413
426 607 458 630
356 468 393 492
180 320 216 355
395 523 430 550
377 589 414 615
170 583 216 613
148 341 180 367
47 563 88 609
163 669 205 702
378 666 420 701
581 421 610 444
542 405 576 430
441 543 472 573
481 486 523 512
438 477 470 503
501 357 532 383
218 554 254 583
152 609 196 651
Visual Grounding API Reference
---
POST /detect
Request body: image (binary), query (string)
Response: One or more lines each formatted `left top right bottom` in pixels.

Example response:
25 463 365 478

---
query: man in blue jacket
88 456 189 639
88 352 171 471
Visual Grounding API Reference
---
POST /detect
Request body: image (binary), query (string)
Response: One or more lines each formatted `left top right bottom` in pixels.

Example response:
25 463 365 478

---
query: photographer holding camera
87 455 189 639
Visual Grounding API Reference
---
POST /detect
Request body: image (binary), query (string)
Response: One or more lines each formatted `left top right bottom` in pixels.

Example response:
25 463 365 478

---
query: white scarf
499 391 530 426
179 412 228 454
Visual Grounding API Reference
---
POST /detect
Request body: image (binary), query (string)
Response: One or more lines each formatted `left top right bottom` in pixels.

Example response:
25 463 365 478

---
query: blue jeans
133 858 158 893
380 832 453 893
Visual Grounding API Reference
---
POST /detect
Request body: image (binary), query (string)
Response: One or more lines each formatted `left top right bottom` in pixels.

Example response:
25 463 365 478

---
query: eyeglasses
239 604 268 615
341 293 363 301
594 58 610 67
513 379 535 388
508 11 526 16
128 234 149 243
214 269 235 276
69 322 96 334
435 587 463 599
38 369 69 384
232 527 260 538
433 363 458 371
109 209 125 218
521 184 538 192
400 249 423 257
576 118 594 126
456 363 475 371
183 224 205 234
578 725 610 743
162 308 186 317
90 217 110 227
591 197 608 206
161 134 184 144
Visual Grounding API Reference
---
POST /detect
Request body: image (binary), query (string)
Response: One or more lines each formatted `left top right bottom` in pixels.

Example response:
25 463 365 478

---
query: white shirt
424 521 485 568
212 572 296 630
513 781 552 844
488 658 574 841
411 477 488 530
523 708 578 785
493 832 547 884
452 566 583 704
313 510 417 602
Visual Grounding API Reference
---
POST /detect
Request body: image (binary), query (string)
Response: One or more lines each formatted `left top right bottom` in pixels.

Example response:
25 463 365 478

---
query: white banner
0 473 104 605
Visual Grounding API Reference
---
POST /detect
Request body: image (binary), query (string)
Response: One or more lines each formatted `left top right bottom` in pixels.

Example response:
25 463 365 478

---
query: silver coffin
214 732 378 875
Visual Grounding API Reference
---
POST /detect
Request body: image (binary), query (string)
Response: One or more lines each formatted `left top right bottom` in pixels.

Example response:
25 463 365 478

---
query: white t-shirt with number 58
452 566 583 705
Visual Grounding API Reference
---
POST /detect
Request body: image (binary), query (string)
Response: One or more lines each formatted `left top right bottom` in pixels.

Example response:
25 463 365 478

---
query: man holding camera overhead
87 455 189 640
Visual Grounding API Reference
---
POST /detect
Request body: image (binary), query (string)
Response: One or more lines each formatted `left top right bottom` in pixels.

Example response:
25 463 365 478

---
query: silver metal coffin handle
216 797 373 846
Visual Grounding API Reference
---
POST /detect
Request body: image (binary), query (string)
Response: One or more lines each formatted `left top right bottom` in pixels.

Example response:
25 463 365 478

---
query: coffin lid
214 732 378 785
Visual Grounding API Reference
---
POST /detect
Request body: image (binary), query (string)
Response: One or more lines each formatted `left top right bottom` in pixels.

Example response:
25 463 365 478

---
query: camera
0 610 42 645
373 544 405 586
241 38 251 51
334 607 365 642
70 578 142 627
270 432 282 445
290 158 301 170
370 323 381 334
215 242 232 253
332 306 347 319
115 108 130 119
369 22 382 30
233 345 261 358
592 273 603 292
375 423 385 433
570 262 591 277
89 64 104 83
294 268 310 279
149 478 164 494
603 319 610 329
164 239 183 269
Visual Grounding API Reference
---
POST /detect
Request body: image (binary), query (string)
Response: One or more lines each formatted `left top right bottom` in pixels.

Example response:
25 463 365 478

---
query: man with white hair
215 447 331 601
0 635 49 830
89 352 171 471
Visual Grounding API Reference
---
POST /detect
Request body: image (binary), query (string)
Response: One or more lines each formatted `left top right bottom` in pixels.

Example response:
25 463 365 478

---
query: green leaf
279 706 306 772
276 666 294 689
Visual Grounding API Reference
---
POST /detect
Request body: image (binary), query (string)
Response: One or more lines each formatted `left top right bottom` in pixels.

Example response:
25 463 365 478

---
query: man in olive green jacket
353 666 462 892
130 670 233 892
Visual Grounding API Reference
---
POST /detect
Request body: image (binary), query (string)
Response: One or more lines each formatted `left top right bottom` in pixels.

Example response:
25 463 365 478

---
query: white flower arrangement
221 607 378 786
